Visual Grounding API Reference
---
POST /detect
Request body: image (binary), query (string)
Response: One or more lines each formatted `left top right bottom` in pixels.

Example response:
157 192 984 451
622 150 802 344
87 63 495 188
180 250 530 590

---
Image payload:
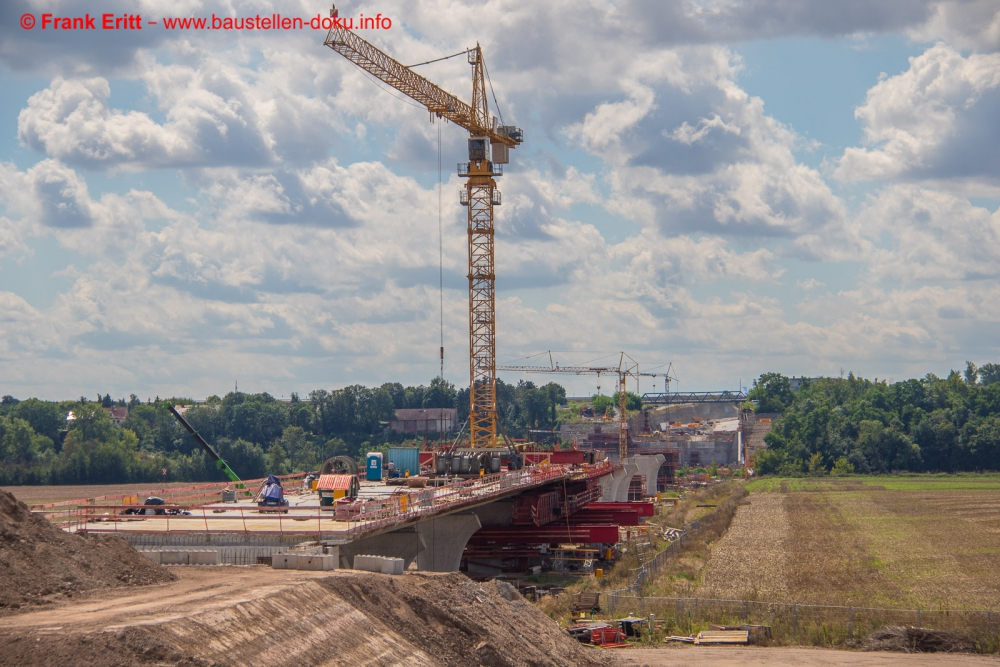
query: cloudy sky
1 0 999 400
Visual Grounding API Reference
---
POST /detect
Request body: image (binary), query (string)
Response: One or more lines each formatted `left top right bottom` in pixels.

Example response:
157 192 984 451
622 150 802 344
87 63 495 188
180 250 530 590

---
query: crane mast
323 6 521 449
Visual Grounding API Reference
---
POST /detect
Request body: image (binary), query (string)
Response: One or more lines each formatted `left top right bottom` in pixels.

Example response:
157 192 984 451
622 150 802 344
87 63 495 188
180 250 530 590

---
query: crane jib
323 27 518 147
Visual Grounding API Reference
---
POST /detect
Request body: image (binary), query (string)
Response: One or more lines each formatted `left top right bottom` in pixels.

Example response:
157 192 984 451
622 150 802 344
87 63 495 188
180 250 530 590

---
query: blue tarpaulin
260 475 284 503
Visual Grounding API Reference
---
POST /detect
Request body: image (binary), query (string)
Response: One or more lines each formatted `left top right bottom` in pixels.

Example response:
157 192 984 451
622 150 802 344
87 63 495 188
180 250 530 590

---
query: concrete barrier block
158 551 189 565
380 557 404 575
141 551 161 564
298 555 337 571
272 554 298 569
188 550 220 565
353 554 382 572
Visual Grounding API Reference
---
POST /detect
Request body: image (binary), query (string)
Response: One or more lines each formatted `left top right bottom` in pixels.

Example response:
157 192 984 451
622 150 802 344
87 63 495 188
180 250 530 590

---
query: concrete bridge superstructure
73 462 617 571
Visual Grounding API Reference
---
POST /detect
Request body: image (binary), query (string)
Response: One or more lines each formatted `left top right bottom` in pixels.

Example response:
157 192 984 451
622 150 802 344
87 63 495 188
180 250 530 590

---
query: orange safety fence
32 472 310 528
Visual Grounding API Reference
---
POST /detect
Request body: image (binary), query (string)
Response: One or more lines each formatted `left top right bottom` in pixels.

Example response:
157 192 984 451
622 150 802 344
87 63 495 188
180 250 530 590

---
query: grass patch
748 473 1000 493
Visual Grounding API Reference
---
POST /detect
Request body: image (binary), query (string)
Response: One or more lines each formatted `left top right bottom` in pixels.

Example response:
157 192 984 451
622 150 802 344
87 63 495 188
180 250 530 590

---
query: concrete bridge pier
628 454 666 496
613 462 640 502
337 527 423 570
600 466 628 501
415 512 482 572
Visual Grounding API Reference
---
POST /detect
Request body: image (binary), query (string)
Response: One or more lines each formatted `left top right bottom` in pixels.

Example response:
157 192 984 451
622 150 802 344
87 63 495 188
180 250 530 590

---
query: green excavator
166 403 251 497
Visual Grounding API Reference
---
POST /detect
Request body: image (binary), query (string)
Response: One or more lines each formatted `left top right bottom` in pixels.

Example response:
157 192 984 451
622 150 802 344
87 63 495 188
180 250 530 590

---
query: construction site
4 7 999 667
0 11 723 666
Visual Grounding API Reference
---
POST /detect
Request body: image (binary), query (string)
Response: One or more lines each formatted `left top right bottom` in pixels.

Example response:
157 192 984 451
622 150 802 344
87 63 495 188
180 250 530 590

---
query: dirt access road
616 647 1000 666
0 567 330 631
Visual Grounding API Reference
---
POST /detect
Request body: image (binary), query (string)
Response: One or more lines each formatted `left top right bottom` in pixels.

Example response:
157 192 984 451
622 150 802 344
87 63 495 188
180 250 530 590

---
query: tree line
749 362 1000 475
0 377 566 486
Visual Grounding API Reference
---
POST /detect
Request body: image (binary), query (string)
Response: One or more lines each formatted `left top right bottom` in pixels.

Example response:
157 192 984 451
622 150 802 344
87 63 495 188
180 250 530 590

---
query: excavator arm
167 403 251 496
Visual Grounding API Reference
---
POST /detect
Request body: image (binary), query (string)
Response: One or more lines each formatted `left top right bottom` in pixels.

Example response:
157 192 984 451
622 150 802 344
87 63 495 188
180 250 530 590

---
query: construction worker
387 460 397 479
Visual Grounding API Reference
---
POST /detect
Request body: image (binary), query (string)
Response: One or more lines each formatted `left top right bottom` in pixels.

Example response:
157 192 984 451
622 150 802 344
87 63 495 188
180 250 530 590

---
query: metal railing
71 464 602 539
31 472 310 528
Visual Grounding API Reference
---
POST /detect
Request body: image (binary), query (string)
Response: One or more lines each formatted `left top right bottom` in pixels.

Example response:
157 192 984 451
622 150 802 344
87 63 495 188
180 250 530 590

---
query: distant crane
497 353 674 461
323 5 523 450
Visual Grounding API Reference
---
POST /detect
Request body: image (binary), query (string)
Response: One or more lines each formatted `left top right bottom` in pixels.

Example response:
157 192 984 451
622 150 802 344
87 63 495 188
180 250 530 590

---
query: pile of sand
0 490 174 612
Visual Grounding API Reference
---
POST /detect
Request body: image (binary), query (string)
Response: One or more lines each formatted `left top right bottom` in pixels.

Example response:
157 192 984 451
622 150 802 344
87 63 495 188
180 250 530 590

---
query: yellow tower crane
322 6 523 449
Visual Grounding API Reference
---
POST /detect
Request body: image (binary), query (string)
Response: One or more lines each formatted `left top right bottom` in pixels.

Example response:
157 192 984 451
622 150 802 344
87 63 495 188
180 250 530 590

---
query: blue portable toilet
366 452 383 481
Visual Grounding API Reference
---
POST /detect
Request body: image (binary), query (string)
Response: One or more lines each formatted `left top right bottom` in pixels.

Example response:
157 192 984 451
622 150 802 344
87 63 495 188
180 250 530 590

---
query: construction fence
31 472 311 528
625 516 703 590
603 594 1000 646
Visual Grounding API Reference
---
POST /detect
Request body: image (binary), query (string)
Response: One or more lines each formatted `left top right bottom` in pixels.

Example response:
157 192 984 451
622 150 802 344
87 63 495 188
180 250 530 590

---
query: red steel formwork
467 524 620 546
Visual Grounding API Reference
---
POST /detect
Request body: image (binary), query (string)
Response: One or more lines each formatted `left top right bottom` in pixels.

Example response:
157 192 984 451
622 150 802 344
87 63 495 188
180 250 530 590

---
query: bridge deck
70 463 613 545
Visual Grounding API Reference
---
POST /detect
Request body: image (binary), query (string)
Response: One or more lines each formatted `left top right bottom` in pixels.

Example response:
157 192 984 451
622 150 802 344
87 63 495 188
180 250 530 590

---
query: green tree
266 443 289 475
831 457 855 476
423 377 457 409
611 391 642 411
807 452 827 476
748 372 794 413
218 438 267 479
591 394 615 418
979 363 1000 386
12 399 65 443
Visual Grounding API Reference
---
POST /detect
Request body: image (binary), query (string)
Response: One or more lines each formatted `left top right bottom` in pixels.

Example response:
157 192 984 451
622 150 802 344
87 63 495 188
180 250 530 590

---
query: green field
747 473 1000 493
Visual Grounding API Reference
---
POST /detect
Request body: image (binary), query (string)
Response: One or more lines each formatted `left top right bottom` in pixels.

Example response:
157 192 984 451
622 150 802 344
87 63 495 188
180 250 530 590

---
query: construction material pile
864 626 974 653
0 490 174 611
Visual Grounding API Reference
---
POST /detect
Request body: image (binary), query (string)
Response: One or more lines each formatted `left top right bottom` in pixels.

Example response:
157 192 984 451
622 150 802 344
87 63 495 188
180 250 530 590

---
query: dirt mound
0 490 174 612
312 573 606 667
0 570 608 667
864 626 975 653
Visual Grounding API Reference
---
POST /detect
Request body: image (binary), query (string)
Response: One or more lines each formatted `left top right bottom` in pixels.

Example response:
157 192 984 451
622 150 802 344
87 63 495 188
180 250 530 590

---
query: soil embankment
0 489 174 612
0 567 607 667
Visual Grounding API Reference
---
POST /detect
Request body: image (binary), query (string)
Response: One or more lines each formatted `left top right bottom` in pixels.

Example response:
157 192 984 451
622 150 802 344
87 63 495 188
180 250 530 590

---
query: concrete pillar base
415 512 482 572
337 528 423 570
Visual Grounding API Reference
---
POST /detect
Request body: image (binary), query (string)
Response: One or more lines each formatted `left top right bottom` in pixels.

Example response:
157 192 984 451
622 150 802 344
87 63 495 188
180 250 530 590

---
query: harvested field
697 476 1000 610
698 493 789 601
0 490 174 612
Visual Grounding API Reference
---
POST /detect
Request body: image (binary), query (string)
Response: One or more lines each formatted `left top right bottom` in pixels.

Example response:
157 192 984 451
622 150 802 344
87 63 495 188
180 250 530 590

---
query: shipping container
388 447 419 477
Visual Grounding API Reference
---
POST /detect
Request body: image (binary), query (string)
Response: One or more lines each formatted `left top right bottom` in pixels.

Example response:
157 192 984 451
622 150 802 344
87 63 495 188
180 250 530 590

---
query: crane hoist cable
438 118 444 379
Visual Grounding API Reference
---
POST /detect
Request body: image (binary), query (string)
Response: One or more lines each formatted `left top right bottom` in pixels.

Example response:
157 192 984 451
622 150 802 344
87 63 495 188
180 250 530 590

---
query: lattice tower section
466 159 498 448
